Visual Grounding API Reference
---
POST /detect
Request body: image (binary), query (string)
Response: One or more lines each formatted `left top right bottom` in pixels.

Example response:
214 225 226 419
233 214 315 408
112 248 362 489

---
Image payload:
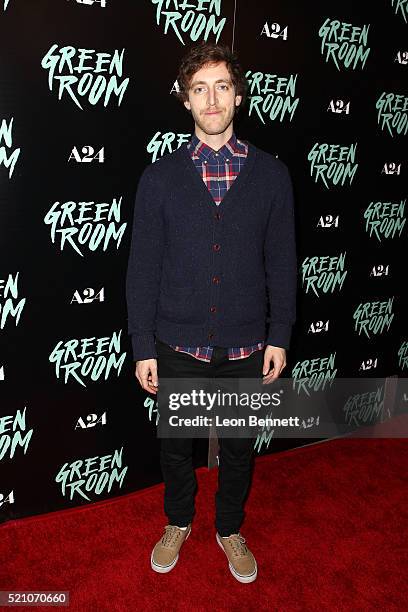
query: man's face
183 60 242 136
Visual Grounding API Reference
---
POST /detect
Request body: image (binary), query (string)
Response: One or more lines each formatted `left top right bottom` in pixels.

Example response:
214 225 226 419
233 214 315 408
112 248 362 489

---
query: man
126 41 297 583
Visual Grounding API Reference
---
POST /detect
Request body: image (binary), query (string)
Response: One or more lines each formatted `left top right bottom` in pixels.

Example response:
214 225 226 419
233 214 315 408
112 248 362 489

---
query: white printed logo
69 146 105 164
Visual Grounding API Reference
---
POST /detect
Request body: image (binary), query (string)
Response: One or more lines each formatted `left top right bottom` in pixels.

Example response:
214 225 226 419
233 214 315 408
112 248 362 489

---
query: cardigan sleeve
126 167 164 361
264 163 297 350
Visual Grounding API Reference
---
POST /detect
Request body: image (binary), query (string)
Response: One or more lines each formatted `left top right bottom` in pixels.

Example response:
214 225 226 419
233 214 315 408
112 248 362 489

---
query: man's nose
207 87 218 106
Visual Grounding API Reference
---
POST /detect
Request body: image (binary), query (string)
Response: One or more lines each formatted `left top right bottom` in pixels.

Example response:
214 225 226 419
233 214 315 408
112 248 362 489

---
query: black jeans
155 337 265 537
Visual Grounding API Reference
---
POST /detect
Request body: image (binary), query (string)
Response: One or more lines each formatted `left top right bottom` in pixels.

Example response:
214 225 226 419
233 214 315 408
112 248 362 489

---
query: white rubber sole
151 527 191 573
216 533 258 583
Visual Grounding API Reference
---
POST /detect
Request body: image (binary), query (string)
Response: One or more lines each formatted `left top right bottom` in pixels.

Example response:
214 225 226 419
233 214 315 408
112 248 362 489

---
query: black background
0 0 406 522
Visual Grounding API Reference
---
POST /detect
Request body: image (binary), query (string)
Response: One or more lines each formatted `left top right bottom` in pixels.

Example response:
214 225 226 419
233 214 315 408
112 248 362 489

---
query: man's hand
135 358 159 394
262 345 286 384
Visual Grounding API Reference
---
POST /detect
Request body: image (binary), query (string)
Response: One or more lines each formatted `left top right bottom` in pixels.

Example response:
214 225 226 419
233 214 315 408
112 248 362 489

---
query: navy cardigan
126 140 297 361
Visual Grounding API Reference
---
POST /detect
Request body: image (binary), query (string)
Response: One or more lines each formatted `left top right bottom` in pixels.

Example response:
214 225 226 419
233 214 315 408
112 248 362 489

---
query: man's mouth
205 110 221 115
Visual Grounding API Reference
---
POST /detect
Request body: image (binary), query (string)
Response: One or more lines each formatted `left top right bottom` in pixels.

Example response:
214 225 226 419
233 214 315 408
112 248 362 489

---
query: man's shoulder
248 140 291 181
142 144 186 181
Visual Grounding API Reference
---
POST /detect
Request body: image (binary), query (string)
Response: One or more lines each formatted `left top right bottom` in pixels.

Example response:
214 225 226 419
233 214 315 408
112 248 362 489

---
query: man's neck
194 124 234 151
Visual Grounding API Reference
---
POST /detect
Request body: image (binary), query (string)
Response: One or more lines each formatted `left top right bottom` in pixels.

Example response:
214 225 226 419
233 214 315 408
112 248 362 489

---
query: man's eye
194 87 205 93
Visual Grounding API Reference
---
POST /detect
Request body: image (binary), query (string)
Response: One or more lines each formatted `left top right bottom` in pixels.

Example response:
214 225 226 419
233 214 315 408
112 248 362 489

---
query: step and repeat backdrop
0 0 406 521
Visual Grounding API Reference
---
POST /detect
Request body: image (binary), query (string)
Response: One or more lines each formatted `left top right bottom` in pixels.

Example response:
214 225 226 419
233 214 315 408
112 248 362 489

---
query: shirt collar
188 131 245 162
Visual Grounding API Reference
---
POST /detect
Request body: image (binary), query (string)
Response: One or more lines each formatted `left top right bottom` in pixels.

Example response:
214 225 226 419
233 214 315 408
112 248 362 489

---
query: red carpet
1 438 407 611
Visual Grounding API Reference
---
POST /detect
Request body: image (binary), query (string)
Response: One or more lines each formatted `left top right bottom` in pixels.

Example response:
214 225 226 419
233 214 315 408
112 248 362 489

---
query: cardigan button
213 243 220 251
212 276 220 284
210 306 216 313
214 212 221 220
208 332 214 339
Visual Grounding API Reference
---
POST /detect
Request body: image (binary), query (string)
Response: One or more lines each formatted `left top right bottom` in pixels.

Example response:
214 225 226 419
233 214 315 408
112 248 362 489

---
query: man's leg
156 338 211 527
209 346 263 582
215 435 255 536
212 347 264 536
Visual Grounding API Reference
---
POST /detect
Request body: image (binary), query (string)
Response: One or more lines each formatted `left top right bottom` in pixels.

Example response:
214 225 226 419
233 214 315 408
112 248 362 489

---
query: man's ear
184 100 191 111
235 94 242 107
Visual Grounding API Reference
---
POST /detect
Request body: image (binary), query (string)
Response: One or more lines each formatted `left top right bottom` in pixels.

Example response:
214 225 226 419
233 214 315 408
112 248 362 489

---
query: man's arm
126 167 164 361
264 163 297 350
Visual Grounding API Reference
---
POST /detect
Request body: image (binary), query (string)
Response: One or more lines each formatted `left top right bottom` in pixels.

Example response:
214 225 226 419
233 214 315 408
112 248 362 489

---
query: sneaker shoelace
226 533 248 558
161 525 183 548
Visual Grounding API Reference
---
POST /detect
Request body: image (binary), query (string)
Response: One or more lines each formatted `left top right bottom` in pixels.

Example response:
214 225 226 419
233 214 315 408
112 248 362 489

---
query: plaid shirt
168 132 265 363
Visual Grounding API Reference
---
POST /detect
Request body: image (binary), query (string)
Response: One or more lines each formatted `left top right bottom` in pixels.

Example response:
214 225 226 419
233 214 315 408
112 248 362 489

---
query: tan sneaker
216 532 257 583
151 524 191 573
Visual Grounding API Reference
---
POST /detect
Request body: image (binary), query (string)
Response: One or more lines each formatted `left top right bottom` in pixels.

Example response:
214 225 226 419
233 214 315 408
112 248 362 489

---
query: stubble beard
193 106 235 137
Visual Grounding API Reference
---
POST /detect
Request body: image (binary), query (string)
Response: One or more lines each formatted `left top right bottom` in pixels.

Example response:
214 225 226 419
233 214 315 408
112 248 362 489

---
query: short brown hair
175 41 248 112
